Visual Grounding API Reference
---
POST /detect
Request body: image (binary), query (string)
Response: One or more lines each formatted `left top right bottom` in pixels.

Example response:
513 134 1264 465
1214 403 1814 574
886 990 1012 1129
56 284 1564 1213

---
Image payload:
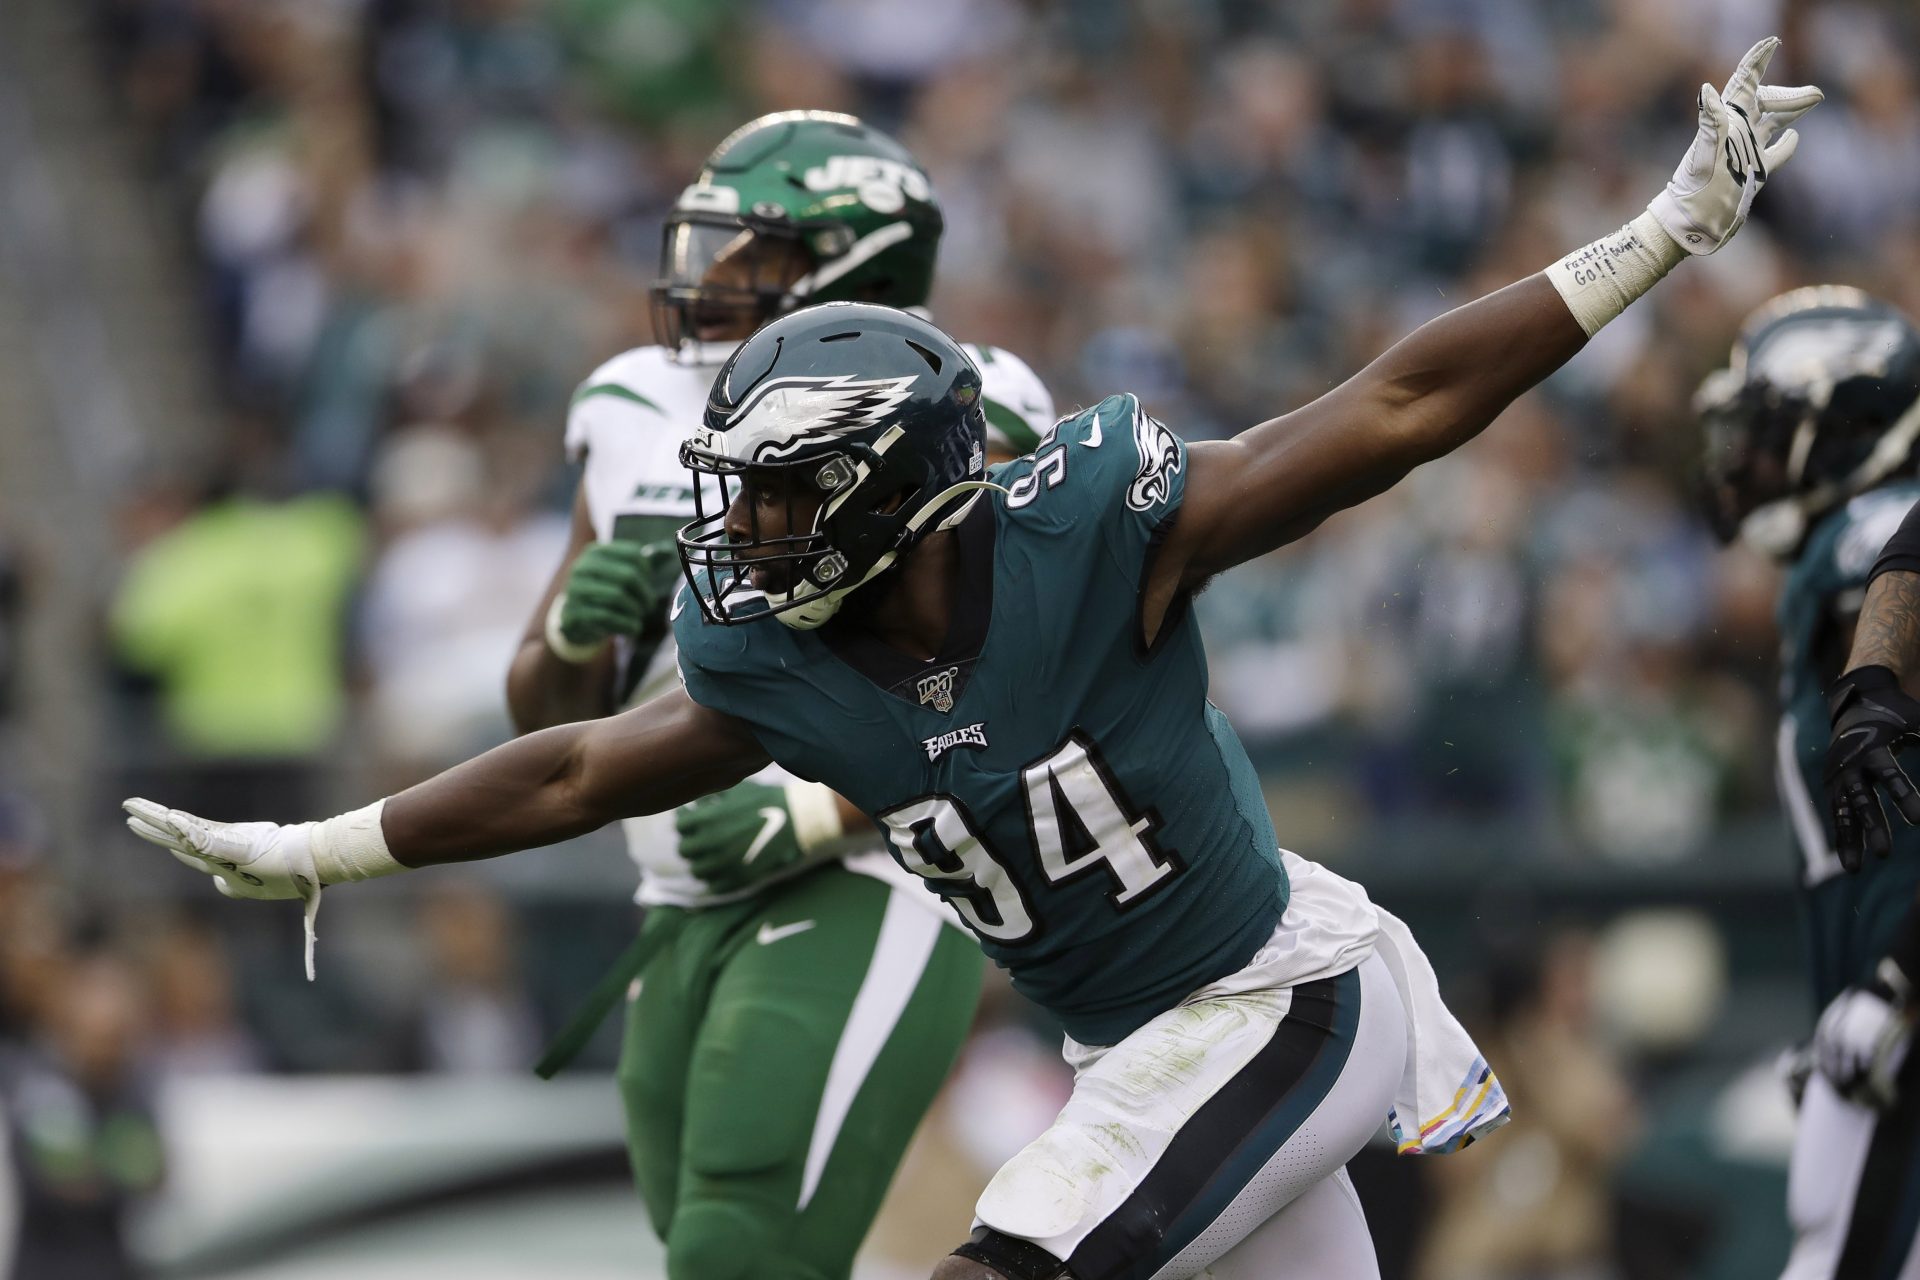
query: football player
1698 285 1920 1278
502 112 1055 1279
1825 498 1920 860
127 41 1814 1279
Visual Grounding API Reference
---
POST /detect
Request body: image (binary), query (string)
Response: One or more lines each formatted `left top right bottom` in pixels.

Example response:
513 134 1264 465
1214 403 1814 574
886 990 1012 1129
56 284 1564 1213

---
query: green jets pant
617 864 983 1280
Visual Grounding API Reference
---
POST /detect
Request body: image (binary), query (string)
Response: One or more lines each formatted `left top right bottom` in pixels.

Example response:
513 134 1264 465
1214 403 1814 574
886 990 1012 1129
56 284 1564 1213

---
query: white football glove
1812 970 1914 1109
125 798 324 979
1648 36 1821 255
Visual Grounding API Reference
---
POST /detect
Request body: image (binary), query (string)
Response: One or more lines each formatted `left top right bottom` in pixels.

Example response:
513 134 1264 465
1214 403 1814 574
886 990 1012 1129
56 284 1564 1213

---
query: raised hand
1648 37 1821 255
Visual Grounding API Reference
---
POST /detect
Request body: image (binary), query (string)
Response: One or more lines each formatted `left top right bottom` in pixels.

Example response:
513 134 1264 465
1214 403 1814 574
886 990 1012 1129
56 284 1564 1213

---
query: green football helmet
1698 285 1920 557
650 111 945 362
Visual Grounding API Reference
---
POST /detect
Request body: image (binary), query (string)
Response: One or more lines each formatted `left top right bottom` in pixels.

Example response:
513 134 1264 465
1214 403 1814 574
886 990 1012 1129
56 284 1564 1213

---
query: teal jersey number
676 395 1286 1045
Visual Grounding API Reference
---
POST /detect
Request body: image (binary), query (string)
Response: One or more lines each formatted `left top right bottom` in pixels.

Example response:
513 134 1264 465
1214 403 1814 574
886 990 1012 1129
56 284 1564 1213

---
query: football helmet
651 111 944 362
677 303 991 630
1699 286 1920 556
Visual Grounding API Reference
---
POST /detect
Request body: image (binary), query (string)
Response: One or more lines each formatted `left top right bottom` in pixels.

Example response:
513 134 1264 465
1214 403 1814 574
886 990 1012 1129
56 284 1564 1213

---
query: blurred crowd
3 0 1918 1275
70 0 1920 857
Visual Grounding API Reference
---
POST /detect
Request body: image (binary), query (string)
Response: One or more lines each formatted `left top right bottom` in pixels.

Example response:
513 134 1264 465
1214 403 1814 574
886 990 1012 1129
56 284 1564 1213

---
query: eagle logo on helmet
726 374 919 458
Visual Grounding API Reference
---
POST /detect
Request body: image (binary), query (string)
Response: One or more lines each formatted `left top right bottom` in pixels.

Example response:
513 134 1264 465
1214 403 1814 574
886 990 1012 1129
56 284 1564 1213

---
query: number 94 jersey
675 394 1288 1046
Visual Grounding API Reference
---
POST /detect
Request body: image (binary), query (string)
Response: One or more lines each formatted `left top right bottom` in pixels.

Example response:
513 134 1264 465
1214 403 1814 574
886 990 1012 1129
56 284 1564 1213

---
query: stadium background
0 0 1916 1276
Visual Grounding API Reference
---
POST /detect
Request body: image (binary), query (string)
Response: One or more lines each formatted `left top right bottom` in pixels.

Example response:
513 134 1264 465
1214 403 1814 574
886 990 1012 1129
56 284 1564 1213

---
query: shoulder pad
1833 489 1920 583
967 344 1056 456
999 394 1186 531
570 346 675 414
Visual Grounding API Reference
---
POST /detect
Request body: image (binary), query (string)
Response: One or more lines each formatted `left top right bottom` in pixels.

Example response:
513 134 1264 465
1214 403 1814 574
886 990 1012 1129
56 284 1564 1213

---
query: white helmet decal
724 374 918 459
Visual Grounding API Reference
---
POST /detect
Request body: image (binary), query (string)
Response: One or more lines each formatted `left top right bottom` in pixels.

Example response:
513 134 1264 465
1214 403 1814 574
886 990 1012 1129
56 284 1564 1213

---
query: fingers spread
1865 791 1894 860
1724 36 1781 106
1880 759 1920 824
1758 84 1823 120
1699 82 1724 125
1761 128 1801 170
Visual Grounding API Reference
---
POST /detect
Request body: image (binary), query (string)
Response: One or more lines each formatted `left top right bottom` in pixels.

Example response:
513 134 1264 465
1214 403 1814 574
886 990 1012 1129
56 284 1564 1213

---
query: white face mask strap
786 222 915 299
1741 393 1920 556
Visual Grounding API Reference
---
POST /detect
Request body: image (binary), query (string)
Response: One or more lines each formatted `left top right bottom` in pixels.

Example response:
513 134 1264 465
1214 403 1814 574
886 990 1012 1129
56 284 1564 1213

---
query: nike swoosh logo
1084 410 1103 447
743 807 788 864
756 919 816 946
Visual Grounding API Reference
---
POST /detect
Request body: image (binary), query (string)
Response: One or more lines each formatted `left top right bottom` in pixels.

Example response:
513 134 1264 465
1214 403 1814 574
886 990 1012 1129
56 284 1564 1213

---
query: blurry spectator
110 446 364 820
0 797 53 1047
0 947 164 1280
358 424 568 776
1417 931 1640 1280
60 0 1920 1141
412 881 539 1074
140 915 262 1080
0 546 19 726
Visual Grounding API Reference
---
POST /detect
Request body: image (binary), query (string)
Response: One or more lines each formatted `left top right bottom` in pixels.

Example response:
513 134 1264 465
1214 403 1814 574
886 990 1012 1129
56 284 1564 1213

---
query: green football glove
673 779 847 894
545 540 678 662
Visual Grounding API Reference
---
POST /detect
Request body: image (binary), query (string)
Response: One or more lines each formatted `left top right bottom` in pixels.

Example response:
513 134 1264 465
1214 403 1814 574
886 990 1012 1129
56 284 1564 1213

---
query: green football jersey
674 394 1287 1045
1777 483 1920 1010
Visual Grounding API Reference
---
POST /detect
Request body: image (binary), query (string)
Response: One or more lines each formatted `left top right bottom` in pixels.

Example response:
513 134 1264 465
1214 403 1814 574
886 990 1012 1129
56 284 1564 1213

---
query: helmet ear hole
906 341 942 374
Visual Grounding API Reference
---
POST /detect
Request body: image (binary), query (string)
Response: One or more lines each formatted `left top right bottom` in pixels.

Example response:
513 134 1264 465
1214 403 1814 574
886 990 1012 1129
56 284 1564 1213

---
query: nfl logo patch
917 667 958 714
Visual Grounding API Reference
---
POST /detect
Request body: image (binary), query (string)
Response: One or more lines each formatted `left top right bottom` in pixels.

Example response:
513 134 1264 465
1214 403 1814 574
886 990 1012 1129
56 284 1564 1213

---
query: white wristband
309 799 405 885
1544 210 1686 338
545 593 606 664
784 781 846 856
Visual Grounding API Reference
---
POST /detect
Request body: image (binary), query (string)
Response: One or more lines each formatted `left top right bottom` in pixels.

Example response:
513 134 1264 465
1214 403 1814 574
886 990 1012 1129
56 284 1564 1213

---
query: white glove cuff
309 799 404 885
545 593 607 665
1545 210 1686 338
784 781 846 856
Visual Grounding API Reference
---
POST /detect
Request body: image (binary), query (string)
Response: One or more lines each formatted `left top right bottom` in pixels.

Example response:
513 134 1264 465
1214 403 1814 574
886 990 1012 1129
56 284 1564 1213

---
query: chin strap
773 479 1008 630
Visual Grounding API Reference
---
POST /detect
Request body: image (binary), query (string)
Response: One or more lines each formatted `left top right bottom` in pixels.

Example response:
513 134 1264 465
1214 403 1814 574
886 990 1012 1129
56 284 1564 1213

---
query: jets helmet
651 111 944 362
677 303 993 630
1698 285 1920 557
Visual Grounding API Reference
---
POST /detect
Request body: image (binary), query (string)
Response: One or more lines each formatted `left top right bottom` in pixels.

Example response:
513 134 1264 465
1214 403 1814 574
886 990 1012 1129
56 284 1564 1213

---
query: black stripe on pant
1836 1039 1920 1279
1065 973 1356 1280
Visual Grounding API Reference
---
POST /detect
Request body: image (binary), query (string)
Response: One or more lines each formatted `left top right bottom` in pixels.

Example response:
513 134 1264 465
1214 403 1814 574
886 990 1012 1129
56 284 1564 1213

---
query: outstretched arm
386 687 768 865
127 687 767 888
1152 38 1817 603
125 686 768 977
1169 274 1584 586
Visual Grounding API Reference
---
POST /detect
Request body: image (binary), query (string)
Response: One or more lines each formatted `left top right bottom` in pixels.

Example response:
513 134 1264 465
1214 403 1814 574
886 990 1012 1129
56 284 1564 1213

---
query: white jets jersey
565 341 1055 909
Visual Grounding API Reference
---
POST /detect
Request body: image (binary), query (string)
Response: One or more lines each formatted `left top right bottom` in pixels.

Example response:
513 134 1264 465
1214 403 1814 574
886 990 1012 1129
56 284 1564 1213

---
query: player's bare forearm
1171 274 1584 583
1849 570 1920 685
506 485 619 732
506 637 619 732
386 687 768 867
